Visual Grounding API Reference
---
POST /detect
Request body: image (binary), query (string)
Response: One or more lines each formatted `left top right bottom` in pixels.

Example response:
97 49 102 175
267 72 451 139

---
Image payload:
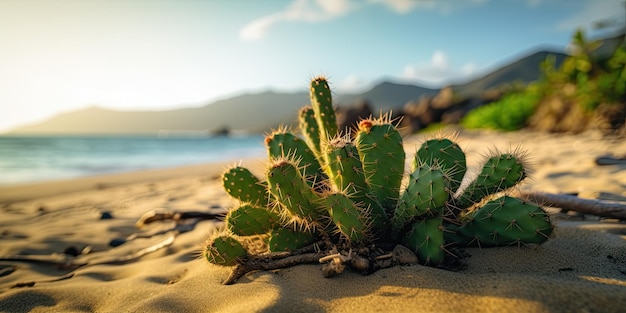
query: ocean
0 134 267 186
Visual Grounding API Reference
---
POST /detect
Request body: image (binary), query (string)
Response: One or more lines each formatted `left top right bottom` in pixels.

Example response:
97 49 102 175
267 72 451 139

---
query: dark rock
336 99 373 133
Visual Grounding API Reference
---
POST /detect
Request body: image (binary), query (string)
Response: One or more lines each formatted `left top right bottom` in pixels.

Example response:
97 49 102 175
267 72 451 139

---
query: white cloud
240 0 494 41
402 50 479 86
240 0 354 41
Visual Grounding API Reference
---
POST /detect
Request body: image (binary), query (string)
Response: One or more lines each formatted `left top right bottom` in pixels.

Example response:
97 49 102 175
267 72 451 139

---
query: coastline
0 158 262 203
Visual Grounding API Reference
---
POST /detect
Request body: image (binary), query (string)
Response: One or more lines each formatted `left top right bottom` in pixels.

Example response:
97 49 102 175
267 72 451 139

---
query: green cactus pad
265 130 324 182
268 228 318 252
204 234 248 266
309 76 339 141
266 159 324 222
414 138 466 194
322 137 389 234
225 204 281 236
222 166 269 206
392 165 449 233
457 153 527 208
298 106 322 156
325 192 371 243
355 119 405 213
456 196 553 246
403 217 445 266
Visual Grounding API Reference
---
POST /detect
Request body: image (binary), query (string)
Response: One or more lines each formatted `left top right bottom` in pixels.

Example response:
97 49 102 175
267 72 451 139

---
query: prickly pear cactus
225 203 280 236
355 117 405 213
204 75 554 284
222 166 268 207
204 234 248 266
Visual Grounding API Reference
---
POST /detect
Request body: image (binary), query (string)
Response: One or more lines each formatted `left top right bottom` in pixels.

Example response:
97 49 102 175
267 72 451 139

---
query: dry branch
517 191 626 220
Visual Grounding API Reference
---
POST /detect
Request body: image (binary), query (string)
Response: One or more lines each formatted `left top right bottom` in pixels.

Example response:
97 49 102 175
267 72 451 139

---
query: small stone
109 238 126 247
100 211 114 220
392 245 418 264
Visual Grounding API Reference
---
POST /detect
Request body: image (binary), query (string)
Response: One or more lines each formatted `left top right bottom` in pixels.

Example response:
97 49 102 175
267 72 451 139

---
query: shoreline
0 158 262 203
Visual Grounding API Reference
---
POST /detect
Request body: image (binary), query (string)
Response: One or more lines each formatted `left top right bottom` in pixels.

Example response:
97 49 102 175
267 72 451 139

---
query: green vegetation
461 88 541 131
462 29 626 133
204 76 554 282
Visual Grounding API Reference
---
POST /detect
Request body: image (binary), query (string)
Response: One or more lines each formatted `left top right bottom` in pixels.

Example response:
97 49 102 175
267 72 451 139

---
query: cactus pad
456 195 553 246
265 130 323 180
266 159 323 223
204 234 248 266
403 217 445 265
355 118 405 212
309 76 339 141
225 204 281 236
414 138 466 193
457 153 527 207
222 166 268 206
325 192 371 243
268 228 318 252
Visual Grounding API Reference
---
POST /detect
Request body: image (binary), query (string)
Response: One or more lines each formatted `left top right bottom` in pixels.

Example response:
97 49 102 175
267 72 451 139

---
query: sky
1 0 625 133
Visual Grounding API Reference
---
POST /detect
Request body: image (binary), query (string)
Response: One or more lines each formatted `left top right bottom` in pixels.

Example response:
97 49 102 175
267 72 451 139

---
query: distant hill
336 82 438 111
8 49 567 135
452 49 567 97
10 91 309 135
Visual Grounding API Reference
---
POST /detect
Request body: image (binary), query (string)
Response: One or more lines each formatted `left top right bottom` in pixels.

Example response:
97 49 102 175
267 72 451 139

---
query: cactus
266 159 324 225
322 136 389 236
204 233 248 266
413 137 466 193
265 129 324 181
298 106 322 156
457 152 527 208
205 75 554 283
455 196 553 246
403 217 445 266
355 117 405 213
392 164 449 233
225 203 281 236
222 166 269 206
268 228 318 252
324 192 372 243
309 76 339 141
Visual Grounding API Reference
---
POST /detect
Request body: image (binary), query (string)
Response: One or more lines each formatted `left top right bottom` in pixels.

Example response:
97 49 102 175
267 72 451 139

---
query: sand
1 128 625 313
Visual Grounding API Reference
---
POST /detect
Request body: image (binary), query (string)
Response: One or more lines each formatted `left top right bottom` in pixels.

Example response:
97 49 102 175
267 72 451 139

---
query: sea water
0 134 266 186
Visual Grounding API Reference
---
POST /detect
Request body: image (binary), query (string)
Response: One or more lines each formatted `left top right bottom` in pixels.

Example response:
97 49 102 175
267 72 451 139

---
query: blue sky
1 0 624 132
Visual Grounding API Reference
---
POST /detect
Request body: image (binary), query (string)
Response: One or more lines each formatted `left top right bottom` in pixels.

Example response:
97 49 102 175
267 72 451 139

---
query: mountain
10 91 309 135
336 82 438 111
8 49 567 136
452 49 567 96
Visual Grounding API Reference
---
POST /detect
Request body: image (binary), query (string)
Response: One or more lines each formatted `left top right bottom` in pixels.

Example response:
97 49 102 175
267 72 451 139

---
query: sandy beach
1 129 625 313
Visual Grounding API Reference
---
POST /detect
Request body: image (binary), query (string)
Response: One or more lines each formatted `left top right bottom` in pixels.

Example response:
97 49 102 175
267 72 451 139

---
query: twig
517 191 626 220
223 252 324 285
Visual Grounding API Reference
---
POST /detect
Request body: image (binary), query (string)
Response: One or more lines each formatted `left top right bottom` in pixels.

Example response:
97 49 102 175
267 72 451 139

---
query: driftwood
516 191 626 220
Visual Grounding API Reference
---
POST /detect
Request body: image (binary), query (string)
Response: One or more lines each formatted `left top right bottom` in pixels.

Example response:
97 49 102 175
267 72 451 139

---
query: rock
392 245 418 264
336 99 373 133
